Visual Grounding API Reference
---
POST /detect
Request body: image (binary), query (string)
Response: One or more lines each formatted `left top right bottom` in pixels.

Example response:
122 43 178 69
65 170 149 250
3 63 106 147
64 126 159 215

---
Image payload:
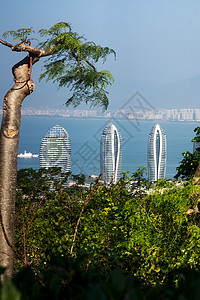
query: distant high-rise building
39 125 71 173
148 123 166 181
100 123 122 183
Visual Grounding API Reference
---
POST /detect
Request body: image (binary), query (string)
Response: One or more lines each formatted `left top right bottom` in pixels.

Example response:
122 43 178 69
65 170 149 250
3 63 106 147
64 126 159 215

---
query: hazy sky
1 0 200 109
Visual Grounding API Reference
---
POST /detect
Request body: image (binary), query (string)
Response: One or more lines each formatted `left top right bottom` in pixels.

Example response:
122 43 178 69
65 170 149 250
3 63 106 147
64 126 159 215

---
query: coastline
19 114 200 124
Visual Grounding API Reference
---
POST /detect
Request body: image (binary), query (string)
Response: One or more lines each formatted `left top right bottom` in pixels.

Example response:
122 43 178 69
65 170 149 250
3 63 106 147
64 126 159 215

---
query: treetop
0 22 116 109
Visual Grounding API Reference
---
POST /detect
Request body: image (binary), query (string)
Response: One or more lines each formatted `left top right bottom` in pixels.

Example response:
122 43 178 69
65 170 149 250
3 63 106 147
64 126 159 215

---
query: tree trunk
0 55 35 279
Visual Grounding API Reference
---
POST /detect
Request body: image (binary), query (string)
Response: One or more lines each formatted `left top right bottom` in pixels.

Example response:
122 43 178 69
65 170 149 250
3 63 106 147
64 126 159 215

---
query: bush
14 169 200 286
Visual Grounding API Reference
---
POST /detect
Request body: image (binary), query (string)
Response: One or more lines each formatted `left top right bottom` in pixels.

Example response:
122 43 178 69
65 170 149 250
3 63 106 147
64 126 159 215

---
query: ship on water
17 151 39 158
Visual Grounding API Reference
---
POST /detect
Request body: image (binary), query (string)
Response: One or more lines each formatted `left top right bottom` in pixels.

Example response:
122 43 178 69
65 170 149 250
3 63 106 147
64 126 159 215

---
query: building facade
148 123 166 181
39 125 71 173
100 123 122 183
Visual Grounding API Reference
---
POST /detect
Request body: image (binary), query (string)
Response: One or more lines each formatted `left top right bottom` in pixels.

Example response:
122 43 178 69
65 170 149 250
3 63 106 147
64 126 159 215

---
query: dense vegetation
174 126 200 180
0 165 198 298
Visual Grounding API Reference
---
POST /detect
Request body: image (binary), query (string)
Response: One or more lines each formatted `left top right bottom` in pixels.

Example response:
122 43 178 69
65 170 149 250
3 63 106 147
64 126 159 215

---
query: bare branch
70 173 102 255
0 38 14 49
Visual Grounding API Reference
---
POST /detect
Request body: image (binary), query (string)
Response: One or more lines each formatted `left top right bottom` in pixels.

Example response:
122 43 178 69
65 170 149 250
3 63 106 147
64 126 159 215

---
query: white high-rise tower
148 123 166 181
39 125 71 173
100 123 122 183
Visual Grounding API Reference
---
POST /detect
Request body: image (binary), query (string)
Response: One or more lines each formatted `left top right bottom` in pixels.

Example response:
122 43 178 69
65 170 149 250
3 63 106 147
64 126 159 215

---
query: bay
17 116 199 179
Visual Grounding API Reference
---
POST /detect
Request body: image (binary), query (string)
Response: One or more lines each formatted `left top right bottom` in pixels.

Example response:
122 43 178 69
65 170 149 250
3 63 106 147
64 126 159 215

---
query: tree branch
83 56 96 72
0 38 14 49
0 38 48 57
70 173 102 255
70 48 97 72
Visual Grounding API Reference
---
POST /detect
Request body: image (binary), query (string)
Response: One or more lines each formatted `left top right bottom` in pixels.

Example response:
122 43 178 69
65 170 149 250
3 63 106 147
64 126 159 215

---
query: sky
1 0 200 110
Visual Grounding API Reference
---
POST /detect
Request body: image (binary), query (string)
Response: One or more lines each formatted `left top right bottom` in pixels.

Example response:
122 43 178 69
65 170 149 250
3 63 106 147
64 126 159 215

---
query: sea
16 116 200 179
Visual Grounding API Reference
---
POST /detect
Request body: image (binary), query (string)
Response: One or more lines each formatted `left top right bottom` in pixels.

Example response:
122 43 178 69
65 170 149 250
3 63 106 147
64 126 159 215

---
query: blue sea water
17 116 199 179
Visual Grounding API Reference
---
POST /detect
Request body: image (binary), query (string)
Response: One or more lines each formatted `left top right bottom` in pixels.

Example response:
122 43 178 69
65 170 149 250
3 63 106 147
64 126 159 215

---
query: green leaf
0 279 21 300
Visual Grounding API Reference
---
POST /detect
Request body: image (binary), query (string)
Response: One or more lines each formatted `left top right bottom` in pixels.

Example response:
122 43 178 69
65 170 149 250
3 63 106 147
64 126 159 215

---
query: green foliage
130 166 152 190
2 22 115 110
16 167 71 200
38 22 115 109
175 127 200 180
192 126 200 143
71 173 86 185
14 167 200 286
15 168 89 268
174 151 200 180
0 278 21 300
132 166 147 181
3 258 200 299
123 181 200 284
2 28 37 44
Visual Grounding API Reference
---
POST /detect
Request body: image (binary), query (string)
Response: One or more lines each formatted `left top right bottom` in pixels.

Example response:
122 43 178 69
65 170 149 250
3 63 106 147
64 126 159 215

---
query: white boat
17 151 39 158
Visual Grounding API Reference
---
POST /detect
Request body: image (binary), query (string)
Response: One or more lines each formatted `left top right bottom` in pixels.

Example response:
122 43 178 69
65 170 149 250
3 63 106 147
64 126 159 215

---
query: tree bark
0 55 35 279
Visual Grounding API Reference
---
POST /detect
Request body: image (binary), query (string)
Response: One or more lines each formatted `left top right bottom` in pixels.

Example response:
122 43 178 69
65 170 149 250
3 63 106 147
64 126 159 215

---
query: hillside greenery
174 126 200 180
12 168 200 286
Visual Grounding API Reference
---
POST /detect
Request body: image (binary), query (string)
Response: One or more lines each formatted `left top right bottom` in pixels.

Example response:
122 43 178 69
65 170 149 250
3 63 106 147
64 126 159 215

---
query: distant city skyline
2 107 200 122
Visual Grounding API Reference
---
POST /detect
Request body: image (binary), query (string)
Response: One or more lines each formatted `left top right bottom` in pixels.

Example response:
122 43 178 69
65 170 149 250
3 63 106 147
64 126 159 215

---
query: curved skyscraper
148 123 166 181
100 123 122 183
39 125 71 173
